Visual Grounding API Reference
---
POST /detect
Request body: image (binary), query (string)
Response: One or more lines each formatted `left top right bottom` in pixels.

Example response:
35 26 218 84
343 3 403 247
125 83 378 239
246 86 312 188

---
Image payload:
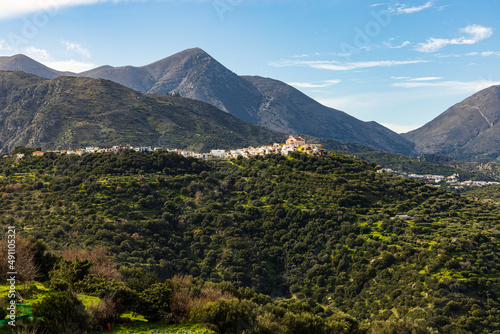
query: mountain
403 85 500 162
242 75 415 155
0 71 286 152
82 48 264 125
0 54 71 79
0 49 416 155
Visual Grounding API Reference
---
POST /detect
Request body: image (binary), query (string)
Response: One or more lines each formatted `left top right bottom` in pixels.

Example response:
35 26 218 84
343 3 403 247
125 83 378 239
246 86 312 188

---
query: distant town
8 135 326 161
378 168 500 189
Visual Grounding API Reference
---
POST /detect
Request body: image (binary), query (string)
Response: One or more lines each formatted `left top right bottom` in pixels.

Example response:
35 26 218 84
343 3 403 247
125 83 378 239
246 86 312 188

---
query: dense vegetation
1 149 500 333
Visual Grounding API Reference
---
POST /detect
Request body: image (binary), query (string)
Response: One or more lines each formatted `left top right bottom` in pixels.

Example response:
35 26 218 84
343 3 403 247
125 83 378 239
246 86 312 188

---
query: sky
0 0 499 133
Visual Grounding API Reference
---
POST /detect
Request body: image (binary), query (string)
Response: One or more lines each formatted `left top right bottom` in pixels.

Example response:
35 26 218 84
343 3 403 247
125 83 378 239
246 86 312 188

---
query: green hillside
1 150 500 333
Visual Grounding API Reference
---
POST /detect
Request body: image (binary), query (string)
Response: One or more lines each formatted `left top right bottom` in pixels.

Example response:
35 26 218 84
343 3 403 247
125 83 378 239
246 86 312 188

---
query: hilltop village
8 136 499 190
8 135 326 161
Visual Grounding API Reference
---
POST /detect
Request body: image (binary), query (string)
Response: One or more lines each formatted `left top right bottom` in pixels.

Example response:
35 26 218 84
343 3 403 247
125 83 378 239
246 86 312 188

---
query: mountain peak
179 47 209 56
0 54 64 79
403 84 500 161
1 54 42 66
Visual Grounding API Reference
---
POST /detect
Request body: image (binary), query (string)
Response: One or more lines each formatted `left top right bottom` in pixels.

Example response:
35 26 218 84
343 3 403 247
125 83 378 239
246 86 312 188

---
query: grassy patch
90 323 213 334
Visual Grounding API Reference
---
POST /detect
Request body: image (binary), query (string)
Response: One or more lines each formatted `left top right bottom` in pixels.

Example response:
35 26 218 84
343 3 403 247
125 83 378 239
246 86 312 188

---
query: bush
33 291 90 334
49 259 91 291
190 298 257 333
136 281 173 322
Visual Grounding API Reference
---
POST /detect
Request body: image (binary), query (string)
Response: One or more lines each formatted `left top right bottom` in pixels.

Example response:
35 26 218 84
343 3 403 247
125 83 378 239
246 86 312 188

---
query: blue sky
0 0 498 133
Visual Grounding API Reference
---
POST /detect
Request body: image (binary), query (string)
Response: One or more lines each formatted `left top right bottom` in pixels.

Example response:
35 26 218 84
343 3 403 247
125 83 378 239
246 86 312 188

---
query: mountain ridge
0 71 287 152
0 49 416 155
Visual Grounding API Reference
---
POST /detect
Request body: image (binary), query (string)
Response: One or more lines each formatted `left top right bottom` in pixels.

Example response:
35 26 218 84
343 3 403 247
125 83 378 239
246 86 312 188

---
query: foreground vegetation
1 149 500 333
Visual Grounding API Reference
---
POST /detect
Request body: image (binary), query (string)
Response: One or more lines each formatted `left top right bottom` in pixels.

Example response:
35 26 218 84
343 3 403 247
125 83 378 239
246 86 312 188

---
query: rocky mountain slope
403 85 500 161
0 71 286 152
0 49 415 155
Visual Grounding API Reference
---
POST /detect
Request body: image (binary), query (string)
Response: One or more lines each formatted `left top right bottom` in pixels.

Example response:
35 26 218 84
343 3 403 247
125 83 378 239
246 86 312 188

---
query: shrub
136 281 173 322
190 298 257 334
49 258 91 291
33 291 90 334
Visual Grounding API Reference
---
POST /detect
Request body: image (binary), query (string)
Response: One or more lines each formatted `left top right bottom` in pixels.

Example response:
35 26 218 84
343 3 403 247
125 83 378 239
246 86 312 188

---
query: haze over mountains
403 85 500 162
0 48 415 155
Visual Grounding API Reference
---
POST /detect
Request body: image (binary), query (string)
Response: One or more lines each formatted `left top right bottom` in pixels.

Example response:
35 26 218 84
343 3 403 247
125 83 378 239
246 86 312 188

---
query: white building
211 150 226 158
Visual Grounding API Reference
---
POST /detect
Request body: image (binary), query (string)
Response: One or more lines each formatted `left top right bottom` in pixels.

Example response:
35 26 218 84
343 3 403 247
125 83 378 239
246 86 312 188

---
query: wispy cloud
0 0 139 20
392 79 500 94
383 39 411 49
389 1 435 15
288 80 341 88
23 46 51 60
292 54 309 58
406 77 443 81
45 59 95 72
19 45 95 72
269 59 429 71
61 40 91 58
416 24 493 53
467 51 500 57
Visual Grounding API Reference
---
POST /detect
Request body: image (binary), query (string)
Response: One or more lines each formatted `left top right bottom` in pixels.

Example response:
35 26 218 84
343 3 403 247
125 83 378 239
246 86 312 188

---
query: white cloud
380 123 421 133
288 79 341 88
467 51 500 57
416 24 493 53
23 46 51 60
383 39 411 49
18 45 95 72
44 59 96 72
269 59 429 71
392 79 500 94
408 77 442 81
61 40 91 58
0 0 144 20
292 54 309 58
389 1 434 14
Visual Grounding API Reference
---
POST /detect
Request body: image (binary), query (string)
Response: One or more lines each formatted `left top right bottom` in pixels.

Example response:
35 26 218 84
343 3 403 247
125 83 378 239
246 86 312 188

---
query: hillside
0 50 416 155
404 85 500 162
0 71 287 152
3 151 500 333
